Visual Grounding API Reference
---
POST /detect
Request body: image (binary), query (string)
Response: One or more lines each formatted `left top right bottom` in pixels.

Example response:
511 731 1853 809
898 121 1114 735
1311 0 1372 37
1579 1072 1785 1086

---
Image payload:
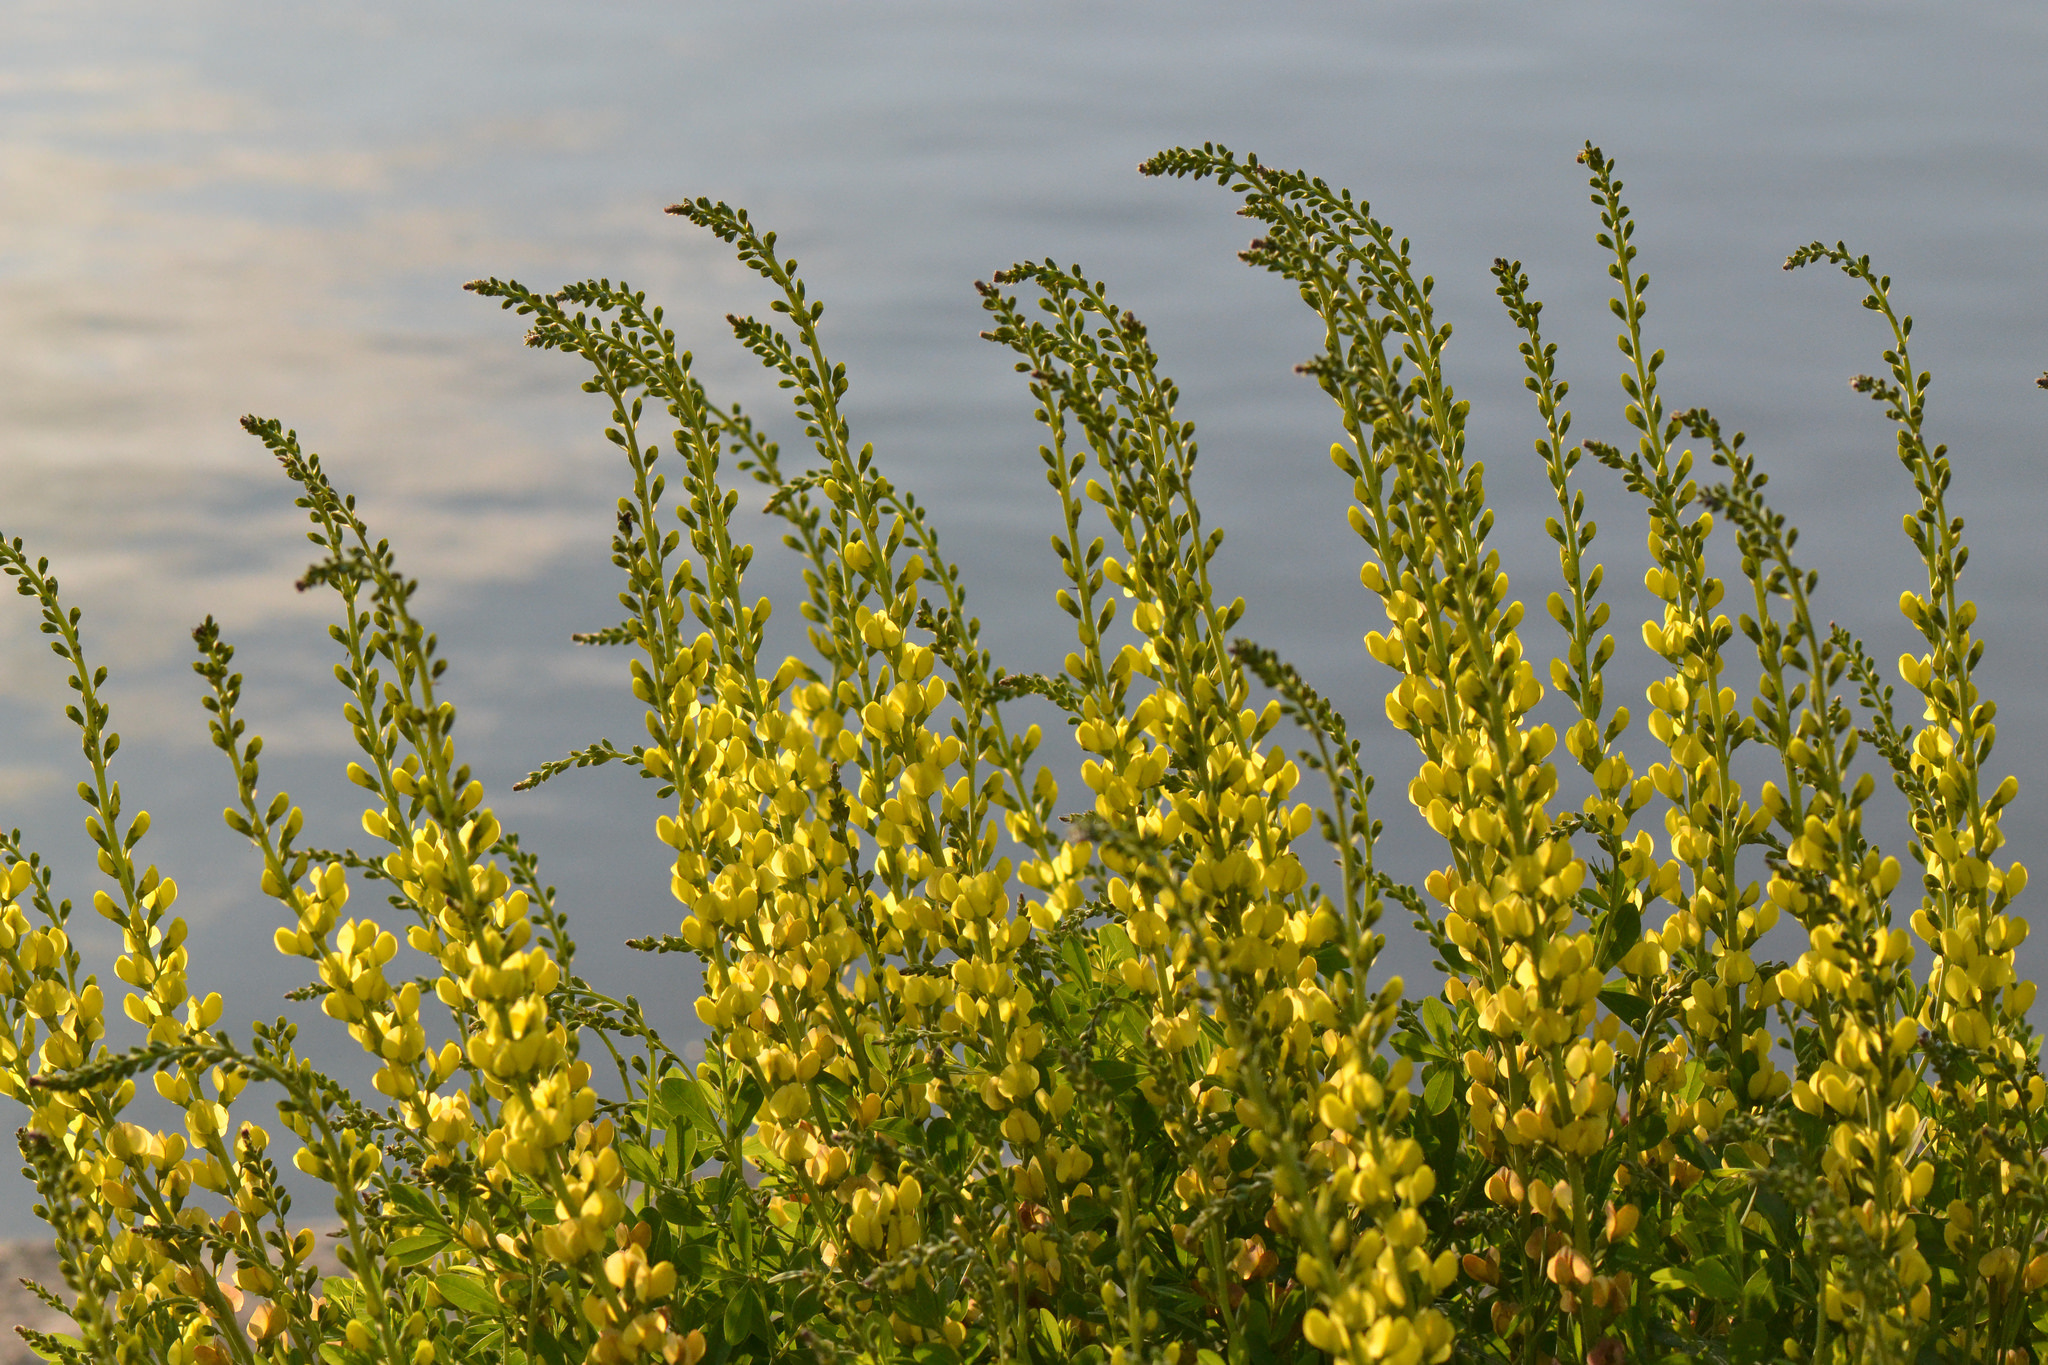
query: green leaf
1740 1264 1776 1312
434 1270 500 1316
891 1276 949 1329
320 1276 366 1314
1059 933 1092 985
26 1335 84 1364
1595 897 1642 971
1652 1256 1743 1302
1090 1057 1143 1090
1423 1067 1456 1116
658 1073 719 1139
532 1327 570 1365
662 1117 697 1180
387 1185 437 1219
1420 995 1455 1043
620 1139 663 1187
1415 1088 1460 1193
873 1116 923 1146
925 1114 967 1176
385 1231 450 1268
1727 1319 1772 1358
723 1281 766 1345
1598 985 1650 1030
655 1189 695 1227
729 1201 753 1260
727 1074 764 1133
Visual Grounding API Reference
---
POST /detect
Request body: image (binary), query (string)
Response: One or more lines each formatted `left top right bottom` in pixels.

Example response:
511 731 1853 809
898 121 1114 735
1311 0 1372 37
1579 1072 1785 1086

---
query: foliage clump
3 143 2045 1365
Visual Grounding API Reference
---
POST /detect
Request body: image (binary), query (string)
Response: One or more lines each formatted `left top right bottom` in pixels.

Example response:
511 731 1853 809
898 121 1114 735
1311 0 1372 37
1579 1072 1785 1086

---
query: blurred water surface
1 0 2044 1234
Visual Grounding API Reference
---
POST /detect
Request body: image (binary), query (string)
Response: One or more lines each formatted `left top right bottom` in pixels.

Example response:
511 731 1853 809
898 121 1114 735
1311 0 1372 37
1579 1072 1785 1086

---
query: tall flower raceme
5 143 2047 1365
1780 243 2047 1359
468 215 1443 1363
0 536 288 1365
468 230 1084 1356
1138 142 2048 1364
1136 146 1638 1356
977 260 1455 1365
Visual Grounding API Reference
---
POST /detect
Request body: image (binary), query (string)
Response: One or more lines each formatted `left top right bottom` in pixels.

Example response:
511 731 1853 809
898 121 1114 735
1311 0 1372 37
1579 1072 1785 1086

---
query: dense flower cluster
2 142 2043 1365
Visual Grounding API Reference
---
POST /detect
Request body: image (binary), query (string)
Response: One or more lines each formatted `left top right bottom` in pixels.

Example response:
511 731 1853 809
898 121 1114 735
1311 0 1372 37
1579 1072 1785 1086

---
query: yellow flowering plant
3 141 2043 1365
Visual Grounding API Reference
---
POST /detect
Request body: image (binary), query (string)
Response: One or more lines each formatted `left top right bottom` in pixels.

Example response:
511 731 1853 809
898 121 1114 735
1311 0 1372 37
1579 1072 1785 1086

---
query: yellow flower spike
11 153 2048 1365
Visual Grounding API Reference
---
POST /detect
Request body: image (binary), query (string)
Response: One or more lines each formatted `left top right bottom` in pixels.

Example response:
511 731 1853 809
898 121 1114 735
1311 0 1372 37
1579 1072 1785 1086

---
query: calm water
1 0 2044 1233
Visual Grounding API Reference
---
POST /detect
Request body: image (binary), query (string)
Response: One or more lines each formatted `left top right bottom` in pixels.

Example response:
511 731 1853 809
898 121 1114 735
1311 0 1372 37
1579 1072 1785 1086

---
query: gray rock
0 1240 72 1365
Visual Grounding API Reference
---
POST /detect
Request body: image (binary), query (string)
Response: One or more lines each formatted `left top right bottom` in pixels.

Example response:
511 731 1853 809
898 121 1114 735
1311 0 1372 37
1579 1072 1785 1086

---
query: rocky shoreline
1 1241 70 1365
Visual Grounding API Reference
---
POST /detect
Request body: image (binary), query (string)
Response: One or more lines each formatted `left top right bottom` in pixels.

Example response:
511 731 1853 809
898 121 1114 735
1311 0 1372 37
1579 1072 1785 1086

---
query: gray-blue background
1 1 2043 1234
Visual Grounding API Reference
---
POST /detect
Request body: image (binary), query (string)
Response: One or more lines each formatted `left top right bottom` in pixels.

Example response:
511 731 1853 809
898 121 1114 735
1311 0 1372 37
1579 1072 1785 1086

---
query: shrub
3 141 2043 1365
